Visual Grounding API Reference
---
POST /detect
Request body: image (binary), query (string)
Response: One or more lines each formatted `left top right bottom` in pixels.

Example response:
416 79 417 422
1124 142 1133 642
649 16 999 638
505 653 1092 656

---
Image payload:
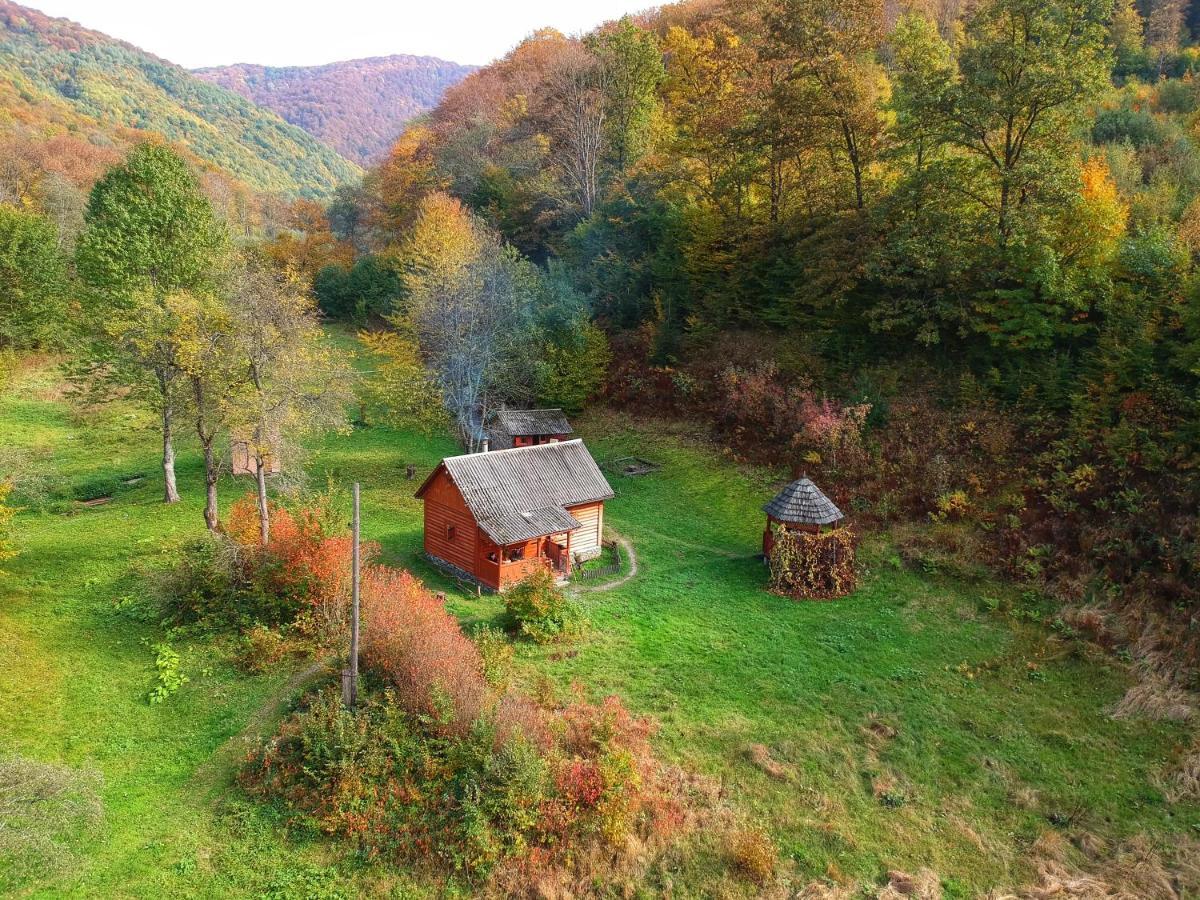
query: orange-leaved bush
226 492 377 640
360 566 488 734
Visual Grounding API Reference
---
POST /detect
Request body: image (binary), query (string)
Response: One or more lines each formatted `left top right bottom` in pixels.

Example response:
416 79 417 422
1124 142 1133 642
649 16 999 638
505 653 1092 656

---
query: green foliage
472 625 515 688
0 205 70 350
146 642 188 704
537 319 611 413
1093 105 1166 147
502 568 584 643
76 143 227 310
586 17 665 173
313 255 403 322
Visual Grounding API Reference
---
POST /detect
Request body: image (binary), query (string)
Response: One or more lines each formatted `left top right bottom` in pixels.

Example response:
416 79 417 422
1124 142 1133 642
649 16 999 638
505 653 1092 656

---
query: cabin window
486 550 498 563
503 545 526 562
445 524 456 541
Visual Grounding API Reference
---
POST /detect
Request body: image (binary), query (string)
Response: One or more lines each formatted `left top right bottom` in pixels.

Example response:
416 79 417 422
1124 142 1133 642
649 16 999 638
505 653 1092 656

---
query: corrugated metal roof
763 478 844 525
491 409 573 438
419 439 613 545
484 506 582 545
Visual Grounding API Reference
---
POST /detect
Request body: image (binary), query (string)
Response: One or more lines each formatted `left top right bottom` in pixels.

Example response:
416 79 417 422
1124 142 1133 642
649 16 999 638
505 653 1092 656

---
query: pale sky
23 0 649 68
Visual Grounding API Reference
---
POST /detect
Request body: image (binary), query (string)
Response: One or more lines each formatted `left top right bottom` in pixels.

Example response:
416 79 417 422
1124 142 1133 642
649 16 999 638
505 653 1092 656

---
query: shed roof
416 439 614 545
763 478 844 526
490 408 573 437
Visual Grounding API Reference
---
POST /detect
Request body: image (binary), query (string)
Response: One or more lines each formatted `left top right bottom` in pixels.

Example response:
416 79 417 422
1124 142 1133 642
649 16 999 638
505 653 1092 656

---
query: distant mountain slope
195 55 477 165
0 1 360 197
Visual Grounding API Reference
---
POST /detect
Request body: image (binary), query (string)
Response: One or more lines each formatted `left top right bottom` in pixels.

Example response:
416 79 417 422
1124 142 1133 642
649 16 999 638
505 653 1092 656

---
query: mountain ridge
195 54 477 165
0 0 360 197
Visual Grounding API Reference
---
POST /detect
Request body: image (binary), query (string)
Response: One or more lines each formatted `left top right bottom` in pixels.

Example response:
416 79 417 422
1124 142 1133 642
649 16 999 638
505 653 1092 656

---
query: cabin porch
477 529 574 591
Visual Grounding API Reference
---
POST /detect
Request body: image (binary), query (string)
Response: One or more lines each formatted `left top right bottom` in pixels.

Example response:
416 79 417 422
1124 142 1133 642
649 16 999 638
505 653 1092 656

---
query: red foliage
226 493 377 639
359 566 488 734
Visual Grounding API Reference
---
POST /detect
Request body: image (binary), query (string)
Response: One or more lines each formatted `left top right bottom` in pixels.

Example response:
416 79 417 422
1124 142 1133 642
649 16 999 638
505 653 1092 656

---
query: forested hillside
0 1 360 197
314 0 1200 682
195 55 477 165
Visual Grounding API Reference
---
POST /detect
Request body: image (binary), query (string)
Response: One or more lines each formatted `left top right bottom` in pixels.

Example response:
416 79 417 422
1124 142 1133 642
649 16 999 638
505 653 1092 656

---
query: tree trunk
201 439 219 533
255 453 270 546
162 403 180 504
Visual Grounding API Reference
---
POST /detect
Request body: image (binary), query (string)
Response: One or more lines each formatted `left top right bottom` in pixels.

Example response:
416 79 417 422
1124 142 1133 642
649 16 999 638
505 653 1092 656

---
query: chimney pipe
481 439 490 453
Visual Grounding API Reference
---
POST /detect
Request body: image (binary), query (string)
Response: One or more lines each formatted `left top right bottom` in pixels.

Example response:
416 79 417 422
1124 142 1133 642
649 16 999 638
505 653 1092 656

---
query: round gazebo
762 477 844 557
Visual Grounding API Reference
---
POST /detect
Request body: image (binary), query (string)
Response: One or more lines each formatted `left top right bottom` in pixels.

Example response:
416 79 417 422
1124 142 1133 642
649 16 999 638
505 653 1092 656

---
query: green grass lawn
1 348 1196 898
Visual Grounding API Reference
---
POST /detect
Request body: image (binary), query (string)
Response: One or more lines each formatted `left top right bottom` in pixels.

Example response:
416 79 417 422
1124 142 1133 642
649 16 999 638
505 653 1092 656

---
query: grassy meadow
1 340 1197 897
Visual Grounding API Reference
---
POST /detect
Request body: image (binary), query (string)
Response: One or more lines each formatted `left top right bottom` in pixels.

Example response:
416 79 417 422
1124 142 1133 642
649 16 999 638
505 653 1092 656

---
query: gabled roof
416 439 614 545
490 408 573 437
763 478 844 526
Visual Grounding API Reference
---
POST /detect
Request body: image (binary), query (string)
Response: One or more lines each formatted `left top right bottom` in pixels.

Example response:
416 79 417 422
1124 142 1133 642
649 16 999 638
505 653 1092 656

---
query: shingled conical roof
763 477 844 526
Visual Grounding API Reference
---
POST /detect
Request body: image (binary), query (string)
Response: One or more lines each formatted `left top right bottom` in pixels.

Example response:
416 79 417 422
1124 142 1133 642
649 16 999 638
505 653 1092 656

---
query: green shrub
237 625 297 674
473 625 515 688
147 642 188 704
503 569 584 643
149 535 302 630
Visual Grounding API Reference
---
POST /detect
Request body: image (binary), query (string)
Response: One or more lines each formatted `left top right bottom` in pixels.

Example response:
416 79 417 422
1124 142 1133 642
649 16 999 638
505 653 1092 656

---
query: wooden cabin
231 435 281 477
762 477 844 556
416 439 614 591
486 408 573 450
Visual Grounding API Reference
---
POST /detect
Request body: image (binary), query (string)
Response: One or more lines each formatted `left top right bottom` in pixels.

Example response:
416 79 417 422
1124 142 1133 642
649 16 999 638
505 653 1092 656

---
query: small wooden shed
231 436 281 477
486 408 573 450
762 477 844 557
416 439 614 591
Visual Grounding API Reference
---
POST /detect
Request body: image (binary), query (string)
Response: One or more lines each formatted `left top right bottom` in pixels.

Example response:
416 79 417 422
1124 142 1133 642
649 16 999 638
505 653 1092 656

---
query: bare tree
549 56 609 217
399 194 538 451
1147 0 1185 79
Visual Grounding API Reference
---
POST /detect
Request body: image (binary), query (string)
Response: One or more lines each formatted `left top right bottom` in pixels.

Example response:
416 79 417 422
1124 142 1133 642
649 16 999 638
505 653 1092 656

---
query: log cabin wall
421 469 478 575
566 501 604 560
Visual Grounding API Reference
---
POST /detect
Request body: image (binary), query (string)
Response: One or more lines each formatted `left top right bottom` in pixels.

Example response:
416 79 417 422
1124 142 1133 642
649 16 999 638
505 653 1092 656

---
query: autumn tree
76 143 228 503
168 289 238 532
226 257 354 544
549 50 610 217
1146 0 1185 78
757 0 887 210
396 193 541 449
587 18 665 174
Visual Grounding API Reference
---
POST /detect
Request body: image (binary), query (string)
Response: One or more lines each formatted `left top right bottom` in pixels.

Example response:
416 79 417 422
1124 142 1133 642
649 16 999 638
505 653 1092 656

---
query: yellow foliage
358 329 445 432
1059 157 1127 267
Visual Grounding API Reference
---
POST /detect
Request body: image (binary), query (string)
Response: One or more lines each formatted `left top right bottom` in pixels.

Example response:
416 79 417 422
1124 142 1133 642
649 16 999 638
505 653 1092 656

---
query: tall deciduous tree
76 143 227 503
587 18 665 174
0 205 69 351
758 0 887 210
168 289 237 532
396 193 540 449
226 257 353 545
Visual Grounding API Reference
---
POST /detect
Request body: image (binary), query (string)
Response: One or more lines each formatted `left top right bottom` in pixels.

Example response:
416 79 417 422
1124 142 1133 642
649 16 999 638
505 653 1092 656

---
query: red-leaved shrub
359 566 488 734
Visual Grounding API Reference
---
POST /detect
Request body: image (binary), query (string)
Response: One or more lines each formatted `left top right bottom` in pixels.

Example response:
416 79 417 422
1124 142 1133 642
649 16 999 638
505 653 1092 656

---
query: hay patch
1110 677 1194 723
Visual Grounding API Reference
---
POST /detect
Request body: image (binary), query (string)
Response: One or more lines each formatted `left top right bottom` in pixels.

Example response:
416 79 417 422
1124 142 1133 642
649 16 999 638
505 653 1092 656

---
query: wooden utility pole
344 482 361 708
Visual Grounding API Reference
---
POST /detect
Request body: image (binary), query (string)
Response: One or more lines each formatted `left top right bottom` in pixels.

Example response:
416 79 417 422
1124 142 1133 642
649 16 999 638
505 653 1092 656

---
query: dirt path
574 532 638 594
190 656 332 799
634 527 758 560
